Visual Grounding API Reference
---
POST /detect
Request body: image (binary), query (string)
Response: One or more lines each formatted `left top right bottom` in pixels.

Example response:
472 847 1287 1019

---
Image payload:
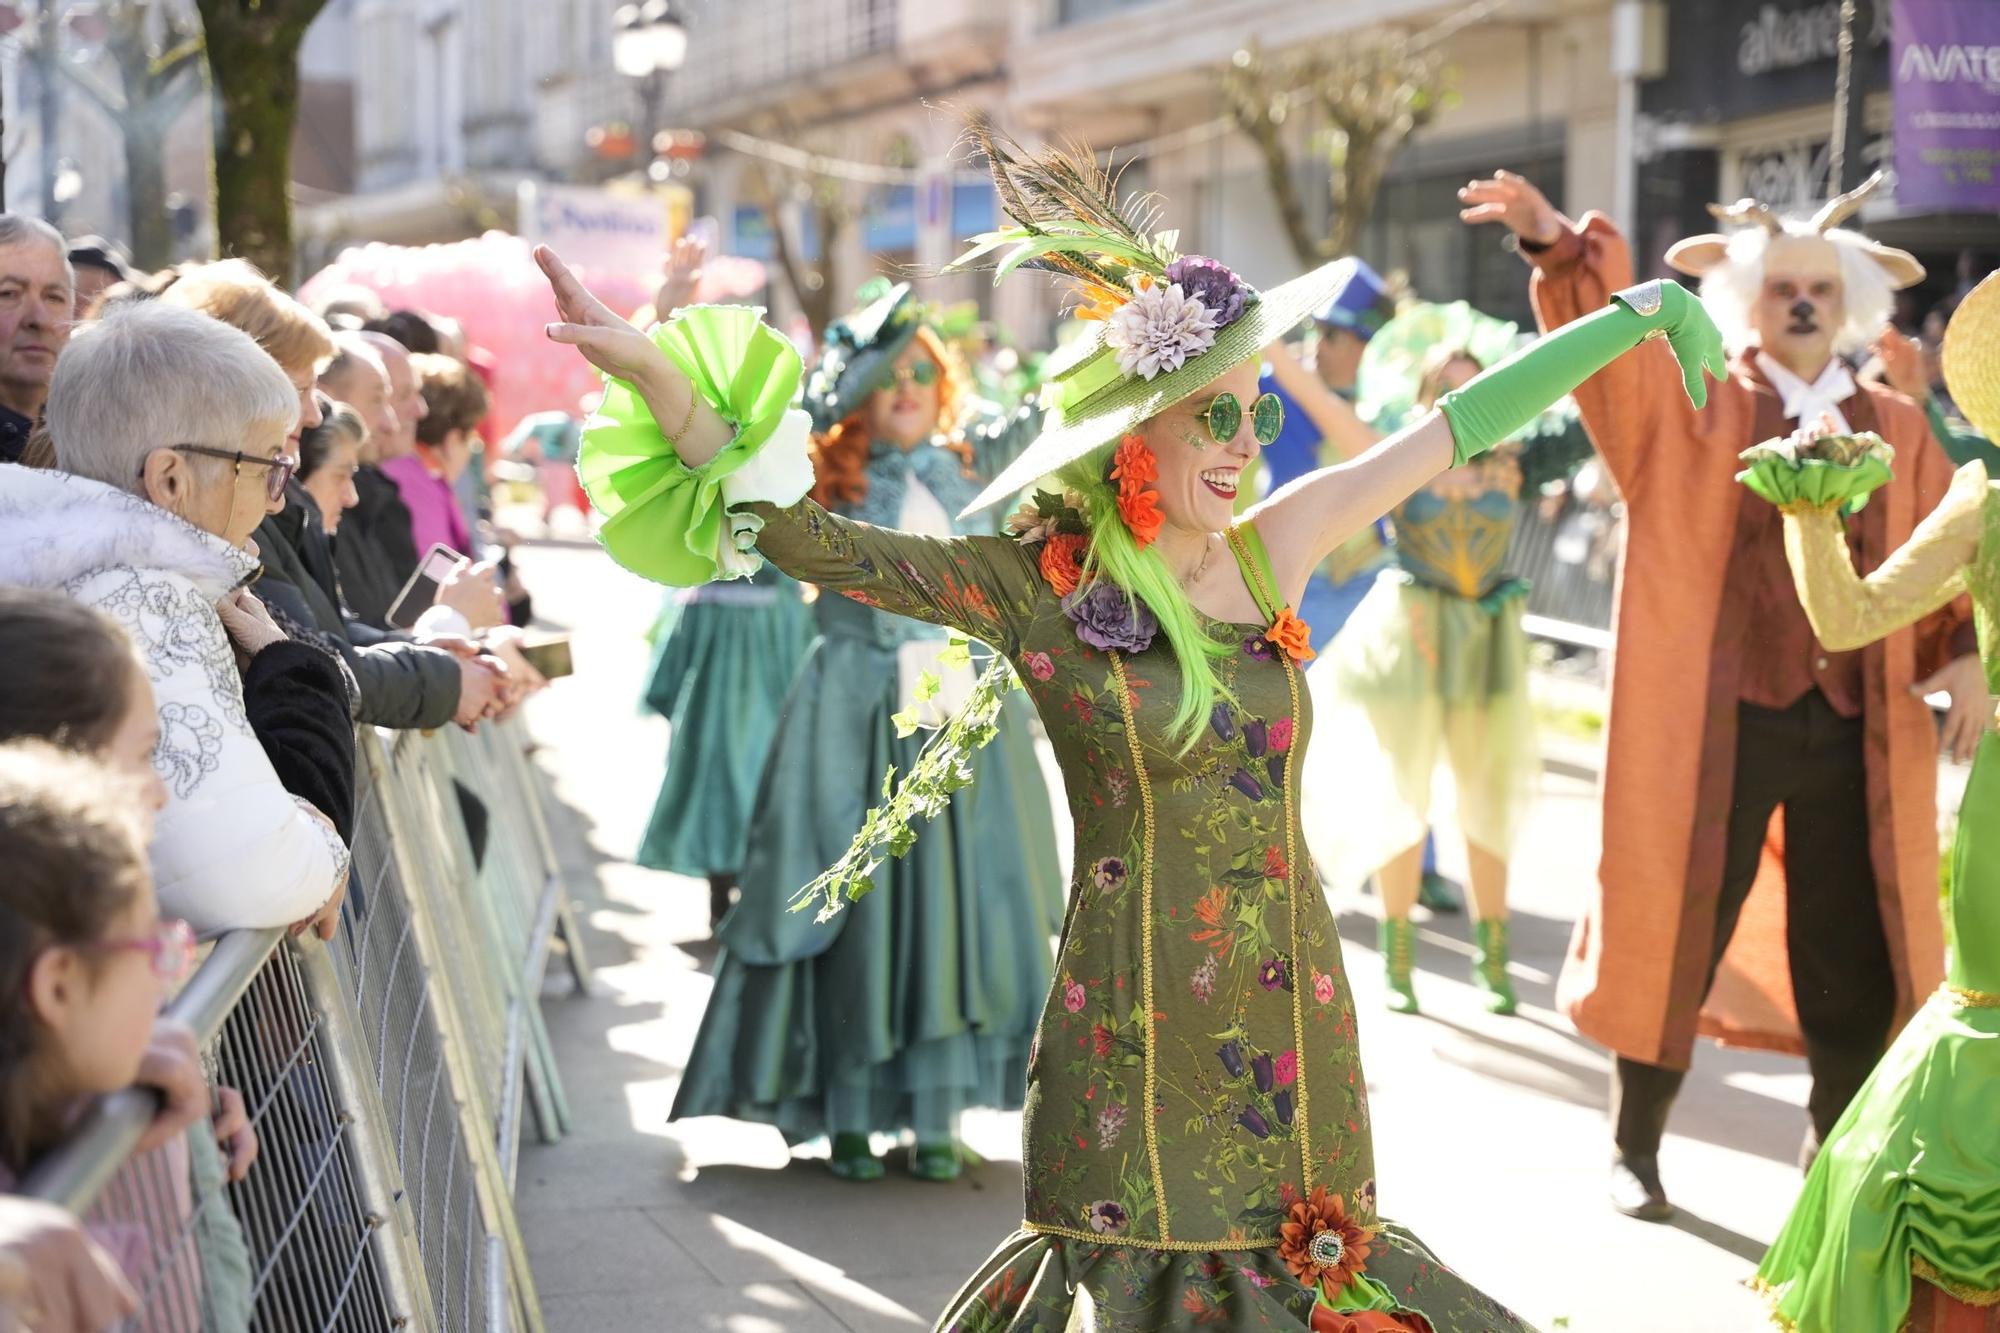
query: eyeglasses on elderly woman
138 444 298 504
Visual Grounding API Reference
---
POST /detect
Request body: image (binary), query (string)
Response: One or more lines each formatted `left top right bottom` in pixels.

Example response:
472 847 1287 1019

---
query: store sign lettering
1898 42 2000 88
1737 1 1890 77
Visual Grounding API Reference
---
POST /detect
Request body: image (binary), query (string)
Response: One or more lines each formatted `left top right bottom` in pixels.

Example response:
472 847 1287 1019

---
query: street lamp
614 0 688 177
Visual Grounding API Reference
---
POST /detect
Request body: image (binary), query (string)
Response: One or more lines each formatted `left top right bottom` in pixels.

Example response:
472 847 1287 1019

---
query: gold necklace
1175 534 1215 589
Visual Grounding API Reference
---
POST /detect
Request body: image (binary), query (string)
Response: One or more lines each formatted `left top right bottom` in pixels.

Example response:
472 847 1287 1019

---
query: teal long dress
668 415 1066 1143
1753 459 2000 1331
636 565 813 878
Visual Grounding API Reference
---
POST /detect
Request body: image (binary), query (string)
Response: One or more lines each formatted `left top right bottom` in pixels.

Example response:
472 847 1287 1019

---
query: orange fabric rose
1279 1187 1374 1299
1268 606 1316 663
1117 486 1164 548
1112 434 1160 487
1039 531 1089 597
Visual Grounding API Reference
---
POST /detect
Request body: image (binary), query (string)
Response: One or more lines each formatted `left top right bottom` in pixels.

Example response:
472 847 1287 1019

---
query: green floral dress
746 498 1532 1333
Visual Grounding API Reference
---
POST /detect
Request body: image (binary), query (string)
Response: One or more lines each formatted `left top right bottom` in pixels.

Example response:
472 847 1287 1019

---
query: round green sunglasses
885 361 940 389
1198 391 1286 447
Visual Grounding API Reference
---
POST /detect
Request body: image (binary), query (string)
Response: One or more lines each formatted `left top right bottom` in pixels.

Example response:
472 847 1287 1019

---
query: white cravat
1756 351 1857 434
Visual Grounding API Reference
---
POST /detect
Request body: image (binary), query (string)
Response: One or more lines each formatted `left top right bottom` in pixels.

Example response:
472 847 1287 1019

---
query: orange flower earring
1112 434 1164 549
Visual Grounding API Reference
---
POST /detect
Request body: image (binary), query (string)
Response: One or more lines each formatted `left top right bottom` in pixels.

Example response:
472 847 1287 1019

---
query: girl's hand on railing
212 1086 259 1183
131 1019 206 1156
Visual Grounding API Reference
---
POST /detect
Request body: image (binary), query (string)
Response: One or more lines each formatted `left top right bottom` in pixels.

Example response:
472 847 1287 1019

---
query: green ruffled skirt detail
667 629 1062 1142
1300 572 1538 891
635 578 812 878
1753 730 2000 1332
937 1223 1529 1331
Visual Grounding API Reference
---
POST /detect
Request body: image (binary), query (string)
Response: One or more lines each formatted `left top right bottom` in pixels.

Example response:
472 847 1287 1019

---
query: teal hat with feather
803 280 923 433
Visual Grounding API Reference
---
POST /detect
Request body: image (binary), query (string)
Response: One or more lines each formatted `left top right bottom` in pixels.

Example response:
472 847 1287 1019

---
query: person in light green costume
535 121 1724 1328
1746 272 2000 1332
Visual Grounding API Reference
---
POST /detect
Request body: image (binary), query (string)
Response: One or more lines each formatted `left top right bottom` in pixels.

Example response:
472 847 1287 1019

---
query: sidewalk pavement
512 538 1818 1333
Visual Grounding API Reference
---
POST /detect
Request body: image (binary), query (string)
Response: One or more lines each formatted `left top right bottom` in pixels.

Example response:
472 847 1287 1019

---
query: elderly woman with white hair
0 301 351 938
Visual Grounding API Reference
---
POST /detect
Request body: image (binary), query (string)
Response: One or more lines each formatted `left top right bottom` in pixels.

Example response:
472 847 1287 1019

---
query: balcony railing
658 0 898 122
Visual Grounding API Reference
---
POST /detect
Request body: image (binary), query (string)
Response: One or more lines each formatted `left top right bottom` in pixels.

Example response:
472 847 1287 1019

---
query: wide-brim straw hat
1942 268 2000 443
961 257 1358 515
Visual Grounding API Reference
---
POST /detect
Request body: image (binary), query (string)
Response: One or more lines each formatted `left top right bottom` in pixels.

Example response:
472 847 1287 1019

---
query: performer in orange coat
1459 171 1986 1220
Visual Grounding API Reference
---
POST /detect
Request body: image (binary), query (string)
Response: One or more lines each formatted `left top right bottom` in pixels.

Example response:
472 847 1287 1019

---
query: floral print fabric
744 499 1532 1332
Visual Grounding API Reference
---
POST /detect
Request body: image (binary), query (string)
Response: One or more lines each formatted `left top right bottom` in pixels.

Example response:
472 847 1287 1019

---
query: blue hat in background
1311 259 1394 342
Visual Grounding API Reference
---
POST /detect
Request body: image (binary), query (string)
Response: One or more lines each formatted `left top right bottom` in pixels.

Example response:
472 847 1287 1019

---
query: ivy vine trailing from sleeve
788 641 1017 923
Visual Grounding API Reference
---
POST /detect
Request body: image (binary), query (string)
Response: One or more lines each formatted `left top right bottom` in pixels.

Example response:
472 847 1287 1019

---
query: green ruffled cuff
577 305 813 586
1737 431 1895 515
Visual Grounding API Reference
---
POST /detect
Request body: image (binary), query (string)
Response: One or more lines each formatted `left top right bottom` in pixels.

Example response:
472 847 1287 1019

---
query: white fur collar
0 466 257 599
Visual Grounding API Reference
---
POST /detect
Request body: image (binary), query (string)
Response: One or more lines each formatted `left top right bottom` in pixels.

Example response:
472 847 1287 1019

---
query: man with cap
1463 169 1982 1221
65 236 131 315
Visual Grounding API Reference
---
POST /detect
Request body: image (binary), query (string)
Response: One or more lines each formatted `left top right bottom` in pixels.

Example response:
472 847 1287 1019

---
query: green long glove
1437 279 1728 467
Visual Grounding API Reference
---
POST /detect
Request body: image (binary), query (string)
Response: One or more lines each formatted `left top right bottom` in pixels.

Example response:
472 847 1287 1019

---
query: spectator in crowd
64 238 131 319
316 333 408 624
0 743 258 1332
0 215 75 464
0 302 349 936
500 398 589 527
0 589 167 813
162 262 507 735
0 592 261 1330
389 353 483 561
363 309 441 356
297 403 364 535
350 331 426 584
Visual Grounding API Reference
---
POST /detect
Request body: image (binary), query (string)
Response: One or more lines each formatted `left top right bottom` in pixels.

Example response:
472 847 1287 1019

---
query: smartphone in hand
387 543 467 630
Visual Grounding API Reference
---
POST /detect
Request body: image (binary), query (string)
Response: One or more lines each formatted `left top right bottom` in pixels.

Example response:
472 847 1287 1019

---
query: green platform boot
1380 918 1420 1015
1472 917 1518 1016
827 1132 884 1182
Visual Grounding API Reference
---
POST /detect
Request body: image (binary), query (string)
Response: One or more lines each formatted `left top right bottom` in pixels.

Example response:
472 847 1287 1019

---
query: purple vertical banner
1893 0 2000 210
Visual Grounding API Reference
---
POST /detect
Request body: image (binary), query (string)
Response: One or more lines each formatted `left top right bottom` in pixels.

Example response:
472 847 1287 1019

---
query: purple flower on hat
1165 255 1250 329
1063 581 1158 653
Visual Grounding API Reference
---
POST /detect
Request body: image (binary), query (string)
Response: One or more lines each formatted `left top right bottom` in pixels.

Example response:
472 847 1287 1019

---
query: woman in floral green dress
537 135 1727 1331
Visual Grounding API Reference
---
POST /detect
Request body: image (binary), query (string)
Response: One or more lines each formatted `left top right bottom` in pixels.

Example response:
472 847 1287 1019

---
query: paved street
512 534 1819 1333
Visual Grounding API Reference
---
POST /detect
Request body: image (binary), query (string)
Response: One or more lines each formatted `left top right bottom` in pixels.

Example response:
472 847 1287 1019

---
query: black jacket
242 639 357 843
337 464 419 627
255 486 462 731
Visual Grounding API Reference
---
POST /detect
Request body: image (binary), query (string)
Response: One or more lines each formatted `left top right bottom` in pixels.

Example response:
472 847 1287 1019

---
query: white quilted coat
0 467 345 934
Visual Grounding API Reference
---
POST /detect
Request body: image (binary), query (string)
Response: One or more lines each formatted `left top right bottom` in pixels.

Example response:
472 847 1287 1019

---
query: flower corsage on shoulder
1007 488 1160 654
1737 420 1894 516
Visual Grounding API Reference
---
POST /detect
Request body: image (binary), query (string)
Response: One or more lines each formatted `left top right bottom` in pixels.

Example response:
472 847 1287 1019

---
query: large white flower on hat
1103 275 1221 381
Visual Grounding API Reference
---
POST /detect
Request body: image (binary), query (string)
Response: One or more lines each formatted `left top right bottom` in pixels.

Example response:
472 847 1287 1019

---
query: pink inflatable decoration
299 231 768 437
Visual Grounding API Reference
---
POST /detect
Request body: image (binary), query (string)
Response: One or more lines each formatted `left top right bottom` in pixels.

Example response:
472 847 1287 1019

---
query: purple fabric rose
1165 255 1250 329
1064 581 1158 653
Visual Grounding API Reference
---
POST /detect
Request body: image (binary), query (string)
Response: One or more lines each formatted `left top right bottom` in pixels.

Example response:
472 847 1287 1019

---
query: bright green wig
1055 443 1237 752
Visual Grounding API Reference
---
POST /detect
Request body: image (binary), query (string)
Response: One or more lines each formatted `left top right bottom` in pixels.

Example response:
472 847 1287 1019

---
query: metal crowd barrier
17 717 593 1333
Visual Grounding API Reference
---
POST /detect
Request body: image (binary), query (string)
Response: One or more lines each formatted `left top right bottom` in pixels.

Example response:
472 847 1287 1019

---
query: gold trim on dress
1109 650 1174 1243
1914 1255 2000 1307
1022 1219 1281 1253
1942 981 2000 1008
1226 526 1317 1193
1744 1274 1800 1332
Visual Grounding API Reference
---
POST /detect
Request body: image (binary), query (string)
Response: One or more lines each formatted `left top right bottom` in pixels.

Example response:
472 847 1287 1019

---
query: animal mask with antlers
1664 172 1924 287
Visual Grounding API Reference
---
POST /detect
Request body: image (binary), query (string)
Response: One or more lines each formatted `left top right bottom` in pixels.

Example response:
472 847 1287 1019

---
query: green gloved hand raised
1437 278 1727 467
